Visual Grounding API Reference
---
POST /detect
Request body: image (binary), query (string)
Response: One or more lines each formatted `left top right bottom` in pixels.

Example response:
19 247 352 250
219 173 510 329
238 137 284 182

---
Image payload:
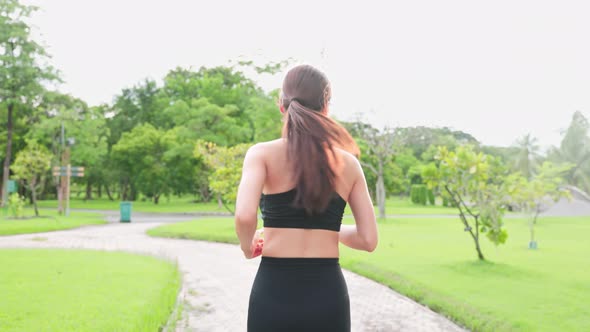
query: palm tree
551 111 590 193
513 134 541 179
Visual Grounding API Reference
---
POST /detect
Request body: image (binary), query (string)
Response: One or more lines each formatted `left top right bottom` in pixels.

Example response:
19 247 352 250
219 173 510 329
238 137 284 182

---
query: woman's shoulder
245 139 286 162
249 139 284 152
334 148 360 166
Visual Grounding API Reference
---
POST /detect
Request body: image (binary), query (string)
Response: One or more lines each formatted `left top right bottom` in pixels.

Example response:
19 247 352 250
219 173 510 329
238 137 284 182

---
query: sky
23 0 590 148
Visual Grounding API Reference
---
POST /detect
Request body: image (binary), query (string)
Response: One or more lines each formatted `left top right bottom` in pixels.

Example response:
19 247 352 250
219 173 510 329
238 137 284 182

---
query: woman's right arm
339 158 378 252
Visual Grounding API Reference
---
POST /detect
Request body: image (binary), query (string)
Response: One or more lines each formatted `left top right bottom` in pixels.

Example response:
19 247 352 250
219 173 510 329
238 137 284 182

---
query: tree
162 98 251 146
112 124 194 203
423 146 514 260
107 79 164 147
351 122 397 219
512 134 542 179
11 140 51 216
29 93 108 202
0 0 57 206
512 162 573 249
395 126 478 159
194 142 249 213
551 111 590 193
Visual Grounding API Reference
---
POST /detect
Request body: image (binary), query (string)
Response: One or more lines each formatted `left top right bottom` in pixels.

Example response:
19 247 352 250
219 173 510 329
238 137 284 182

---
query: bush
410 185 428 205
8 193 25 219
427 190 436 205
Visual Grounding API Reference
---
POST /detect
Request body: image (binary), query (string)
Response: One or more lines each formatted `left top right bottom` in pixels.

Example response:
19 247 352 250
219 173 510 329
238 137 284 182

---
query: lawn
0 249 181 332
147 216 590 332
36 196 225 214
36 195 456 215
0 210 106 236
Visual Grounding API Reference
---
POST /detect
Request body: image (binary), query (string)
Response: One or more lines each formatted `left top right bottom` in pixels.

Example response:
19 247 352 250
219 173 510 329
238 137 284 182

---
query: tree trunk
105 183 114 201
474 238 485 260
1 103 14 207
85 181 92 200
376 161 386 219
474 216 484 260
121 179 128 201
154 194 160 204
97 184 102 198
31 184 39 217
446 186 485 260
376 173 386 219
217 194 223 209
130 183 137 201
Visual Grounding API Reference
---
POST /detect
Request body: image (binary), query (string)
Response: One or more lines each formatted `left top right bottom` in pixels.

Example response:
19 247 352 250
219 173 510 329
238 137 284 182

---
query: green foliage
11 140 52 182
393 148 420 175
194 142 250 213
112 124 198 203
407 164 424 185
423 146 514 260
348 121 397 218
394 126 477 160
427 189 435 205
410 184 428 205
7 193 24 218
510 161 573 246
512 134 542 179
549 111 590 192
0 1 58 103
0 0 58 205
10 140 51 215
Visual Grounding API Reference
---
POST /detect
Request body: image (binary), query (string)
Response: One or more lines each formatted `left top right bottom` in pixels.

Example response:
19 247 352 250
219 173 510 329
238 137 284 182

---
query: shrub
427 189 436 205
8 193 25 219
410 184 428 205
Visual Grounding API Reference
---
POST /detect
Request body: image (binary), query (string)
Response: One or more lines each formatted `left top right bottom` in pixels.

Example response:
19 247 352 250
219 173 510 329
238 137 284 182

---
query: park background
1 0 590 331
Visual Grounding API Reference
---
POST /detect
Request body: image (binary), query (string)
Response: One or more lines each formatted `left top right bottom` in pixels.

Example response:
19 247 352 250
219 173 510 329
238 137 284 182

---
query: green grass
147 217 249 243
0 210 106 236
36 197 225 214
147 216 590 332
0 249 181 332
36 195 455 215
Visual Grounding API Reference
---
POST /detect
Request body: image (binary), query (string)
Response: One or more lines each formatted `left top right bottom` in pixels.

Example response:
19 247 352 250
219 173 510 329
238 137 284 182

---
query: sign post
53 166 85 217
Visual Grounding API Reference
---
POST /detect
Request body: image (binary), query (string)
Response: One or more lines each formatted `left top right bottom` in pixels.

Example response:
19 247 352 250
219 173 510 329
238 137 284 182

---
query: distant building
541 186 590 217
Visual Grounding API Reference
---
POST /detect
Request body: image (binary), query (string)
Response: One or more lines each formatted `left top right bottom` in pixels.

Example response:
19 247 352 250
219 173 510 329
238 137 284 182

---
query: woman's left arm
235 145 266 259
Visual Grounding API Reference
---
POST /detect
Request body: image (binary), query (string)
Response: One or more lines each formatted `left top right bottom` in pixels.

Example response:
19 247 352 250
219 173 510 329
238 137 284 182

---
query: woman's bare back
257 139 359 258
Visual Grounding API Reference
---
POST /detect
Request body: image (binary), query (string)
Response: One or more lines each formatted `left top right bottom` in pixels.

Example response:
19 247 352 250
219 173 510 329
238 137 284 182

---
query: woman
235 64 378 332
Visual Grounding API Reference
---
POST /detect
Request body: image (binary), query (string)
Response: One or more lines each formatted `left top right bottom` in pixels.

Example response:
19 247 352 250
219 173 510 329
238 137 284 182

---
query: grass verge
0 249 181 332
0 211 106 236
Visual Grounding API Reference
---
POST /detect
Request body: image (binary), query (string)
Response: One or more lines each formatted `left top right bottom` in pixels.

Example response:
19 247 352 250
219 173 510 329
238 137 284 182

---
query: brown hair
281 65 359 213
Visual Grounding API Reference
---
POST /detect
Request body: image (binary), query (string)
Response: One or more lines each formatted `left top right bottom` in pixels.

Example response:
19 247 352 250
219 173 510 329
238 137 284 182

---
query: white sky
23 0 590 148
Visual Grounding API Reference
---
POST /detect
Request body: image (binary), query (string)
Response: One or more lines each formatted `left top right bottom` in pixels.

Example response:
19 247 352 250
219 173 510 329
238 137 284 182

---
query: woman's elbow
234 211 257 228
364 235 378 252
365 240 377 252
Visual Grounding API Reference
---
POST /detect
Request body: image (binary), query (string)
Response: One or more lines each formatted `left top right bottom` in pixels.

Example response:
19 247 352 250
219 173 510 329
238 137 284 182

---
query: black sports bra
259 188 347 232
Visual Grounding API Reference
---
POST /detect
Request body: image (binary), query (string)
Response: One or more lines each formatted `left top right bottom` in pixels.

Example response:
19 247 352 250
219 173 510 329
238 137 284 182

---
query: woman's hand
242 229 264 259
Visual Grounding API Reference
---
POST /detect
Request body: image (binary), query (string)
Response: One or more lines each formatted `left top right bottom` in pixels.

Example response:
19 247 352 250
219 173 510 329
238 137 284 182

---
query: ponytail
283 99 359 214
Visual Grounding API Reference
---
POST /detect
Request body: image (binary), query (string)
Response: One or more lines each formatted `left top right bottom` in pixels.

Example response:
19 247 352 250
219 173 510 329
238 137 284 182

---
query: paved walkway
0 222 466 332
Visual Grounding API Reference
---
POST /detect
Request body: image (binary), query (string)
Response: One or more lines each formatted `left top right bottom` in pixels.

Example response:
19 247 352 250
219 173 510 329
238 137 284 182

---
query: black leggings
248 257 350 332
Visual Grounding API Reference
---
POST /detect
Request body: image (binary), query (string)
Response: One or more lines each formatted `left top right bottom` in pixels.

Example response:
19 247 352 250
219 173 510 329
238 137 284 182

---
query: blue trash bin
120 202 132 223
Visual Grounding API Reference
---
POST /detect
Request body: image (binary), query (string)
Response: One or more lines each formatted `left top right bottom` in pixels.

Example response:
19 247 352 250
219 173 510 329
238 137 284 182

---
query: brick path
0 222 467 332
